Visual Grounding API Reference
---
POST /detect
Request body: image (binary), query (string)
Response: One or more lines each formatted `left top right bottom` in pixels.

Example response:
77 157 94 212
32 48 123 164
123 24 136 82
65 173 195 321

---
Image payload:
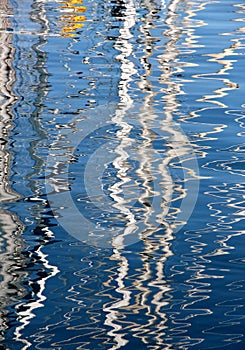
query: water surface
0 0 245 349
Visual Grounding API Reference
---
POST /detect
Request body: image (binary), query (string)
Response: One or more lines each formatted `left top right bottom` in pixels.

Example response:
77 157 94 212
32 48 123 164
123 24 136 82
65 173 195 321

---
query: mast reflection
102 0 199 348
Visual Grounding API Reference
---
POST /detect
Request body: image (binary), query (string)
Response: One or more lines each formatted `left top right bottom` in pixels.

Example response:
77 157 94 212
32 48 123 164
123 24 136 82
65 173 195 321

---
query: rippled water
0 0 245 349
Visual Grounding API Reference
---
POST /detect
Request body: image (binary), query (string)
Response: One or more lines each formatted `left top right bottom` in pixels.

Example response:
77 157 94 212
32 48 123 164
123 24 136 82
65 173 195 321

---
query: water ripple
1 0 245 349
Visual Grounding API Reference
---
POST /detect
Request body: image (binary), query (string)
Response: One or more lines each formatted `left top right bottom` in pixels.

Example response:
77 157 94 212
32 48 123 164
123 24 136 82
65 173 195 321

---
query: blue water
0 0 244 349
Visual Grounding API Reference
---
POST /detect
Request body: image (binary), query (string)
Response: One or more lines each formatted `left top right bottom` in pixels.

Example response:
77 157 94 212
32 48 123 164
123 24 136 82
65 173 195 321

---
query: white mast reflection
109 0 138 247
123 1 176 346
103 1 137 348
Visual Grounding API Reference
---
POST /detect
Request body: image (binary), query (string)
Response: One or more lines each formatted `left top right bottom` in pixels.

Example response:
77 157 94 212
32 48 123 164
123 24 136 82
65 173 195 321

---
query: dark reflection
109 0 127 18
0 0 19 203
0 0 25 341
0 0 59 347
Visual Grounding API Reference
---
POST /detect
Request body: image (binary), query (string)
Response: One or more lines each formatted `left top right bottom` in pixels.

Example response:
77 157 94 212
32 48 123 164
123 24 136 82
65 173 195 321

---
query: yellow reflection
58 0 86 37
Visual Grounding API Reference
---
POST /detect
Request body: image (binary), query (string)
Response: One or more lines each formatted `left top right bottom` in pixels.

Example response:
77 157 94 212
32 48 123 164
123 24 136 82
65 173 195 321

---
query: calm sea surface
0 0 244 349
